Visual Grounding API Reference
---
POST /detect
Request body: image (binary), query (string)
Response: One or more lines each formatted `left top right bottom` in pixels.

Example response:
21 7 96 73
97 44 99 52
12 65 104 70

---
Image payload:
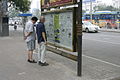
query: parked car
82 21 100 32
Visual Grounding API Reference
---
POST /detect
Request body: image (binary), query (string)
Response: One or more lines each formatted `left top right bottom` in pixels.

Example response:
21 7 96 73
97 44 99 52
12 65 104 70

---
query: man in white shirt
24 17 38 63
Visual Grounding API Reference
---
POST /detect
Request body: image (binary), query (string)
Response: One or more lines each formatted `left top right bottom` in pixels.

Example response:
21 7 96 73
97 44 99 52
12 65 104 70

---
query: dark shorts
27 40 35 51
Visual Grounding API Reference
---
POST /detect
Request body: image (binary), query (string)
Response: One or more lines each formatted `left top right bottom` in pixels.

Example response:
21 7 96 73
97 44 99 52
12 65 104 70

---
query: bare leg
28 50 33 60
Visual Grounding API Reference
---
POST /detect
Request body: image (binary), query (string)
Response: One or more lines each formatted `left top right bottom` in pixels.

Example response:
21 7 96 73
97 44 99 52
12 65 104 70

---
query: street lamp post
90 0 93 22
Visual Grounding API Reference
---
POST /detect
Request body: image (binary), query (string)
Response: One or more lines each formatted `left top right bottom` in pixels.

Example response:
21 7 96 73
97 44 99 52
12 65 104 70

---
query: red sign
41 0 75 8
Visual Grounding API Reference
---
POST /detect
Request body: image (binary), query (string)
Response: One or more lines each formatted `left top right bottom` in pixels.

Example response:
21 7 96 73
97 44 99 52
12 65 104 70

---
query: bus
83 11 120 29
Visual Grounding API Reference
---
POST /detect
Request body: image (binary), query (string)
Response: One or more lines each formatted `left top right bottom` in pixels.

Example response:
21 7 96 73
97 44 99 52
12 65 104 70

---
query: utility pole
90 0 93 22
118 0 120 9
0 0 9 36
0 1 2 35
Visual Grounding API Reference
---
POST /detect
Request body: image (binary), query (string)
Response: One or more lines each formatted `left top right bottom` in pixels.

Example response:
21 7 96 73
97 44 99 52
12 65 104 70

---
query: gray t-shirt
25 21 36 42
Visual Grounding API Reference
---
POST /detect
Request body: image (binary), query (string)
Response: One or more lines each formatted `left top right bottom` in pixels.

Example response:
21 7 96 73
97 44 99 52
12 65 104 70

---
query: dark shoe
27 59 37 63
39 62 49 66
38 61 42 65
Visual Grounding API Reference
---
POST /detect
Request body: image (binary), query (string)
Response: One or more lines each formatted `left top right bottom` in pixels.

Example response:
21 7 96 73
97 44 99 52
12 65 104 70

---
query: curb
47 45 77 61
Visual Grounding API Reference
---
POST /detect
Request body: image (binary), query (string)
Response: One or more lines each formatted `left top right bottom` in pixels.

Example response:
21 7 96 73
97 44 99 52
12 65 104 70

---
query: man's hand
24 32 32 40
24 36 27 40
45 41 47 45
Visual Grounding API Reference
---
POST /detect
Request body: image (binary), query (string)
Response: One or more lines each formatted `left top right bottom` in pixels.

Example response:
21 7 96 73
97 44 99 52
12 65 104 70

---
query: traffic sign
83 0 96 3
18 14 32 17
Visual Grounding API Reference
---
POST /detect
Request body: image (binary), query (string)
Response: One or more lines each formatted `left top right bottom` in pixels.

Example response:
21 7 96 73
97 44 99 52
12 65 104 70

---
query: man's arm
24 32 33 40
42 32 47 45
25 32 33 37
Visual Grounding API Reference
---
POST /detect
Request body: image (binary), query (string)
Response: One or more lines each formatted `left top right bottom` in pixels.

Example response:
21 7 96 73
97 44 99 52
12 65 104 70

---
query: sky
30 0 40 9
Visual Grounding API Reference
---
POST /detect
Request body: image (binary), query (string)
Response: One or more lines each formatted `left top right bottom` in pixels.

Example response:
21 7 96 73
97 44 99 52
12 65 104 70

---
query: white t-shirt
25 21 36 42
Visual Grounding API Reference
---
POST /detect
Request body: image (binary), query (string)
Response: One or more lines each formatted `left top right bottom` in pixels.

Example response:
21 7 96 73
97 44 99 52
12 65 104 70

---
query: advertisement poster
54 14 60 43
44 11 73 50
41 0 74 8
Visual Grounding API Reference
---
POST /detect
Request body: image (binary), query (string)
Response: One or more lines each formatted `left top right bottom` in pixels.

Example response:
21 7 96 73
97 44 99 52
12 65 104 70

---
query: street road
83 31 120 66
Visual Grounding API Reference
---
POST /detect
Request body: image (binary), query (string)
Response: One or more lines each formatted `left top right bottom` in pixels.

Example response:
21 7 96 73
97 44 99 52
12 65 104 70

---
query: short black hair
31 17 38 21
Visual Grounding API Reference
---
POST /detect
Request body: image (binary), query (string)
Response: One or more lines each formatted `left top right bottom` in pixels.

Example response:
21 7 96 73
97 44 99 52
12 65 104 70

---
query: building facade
83 0 119 13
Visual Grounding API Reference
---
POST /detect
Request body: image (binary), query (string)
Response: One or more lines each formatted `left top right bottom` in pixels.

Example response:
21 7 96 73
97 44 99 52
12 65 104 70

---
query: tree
82 10 86 14
8 7 20 18
9 0 31 13
94 4 120 12
0 0 31 36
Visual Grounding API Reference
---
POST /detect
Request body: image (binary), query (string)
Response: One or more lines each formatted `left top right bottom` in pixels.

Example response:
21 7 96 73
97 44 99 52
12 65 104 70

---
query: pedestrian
24 17 38 63
14 21 17 30
36 16 49 66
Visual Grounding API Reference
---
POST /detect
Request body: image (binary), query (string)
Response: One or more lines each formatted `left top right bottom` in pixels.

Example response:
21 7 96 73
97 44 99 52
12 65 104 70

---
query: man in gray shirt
24 17 38 63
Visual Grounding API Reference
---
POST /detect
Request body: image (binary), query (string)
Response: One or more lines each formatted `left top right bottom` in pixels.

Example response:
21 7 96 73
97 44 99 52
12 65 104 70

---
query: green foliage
82 10 86 14
94 4 120 12
9 0 31 12
8 7 20 18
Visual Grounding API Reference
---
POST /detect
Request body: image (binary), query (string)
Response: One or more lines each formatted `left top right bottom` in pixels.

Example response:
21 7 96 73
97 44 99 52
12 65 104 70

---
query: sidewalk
0 28 120 80
100 28 120 33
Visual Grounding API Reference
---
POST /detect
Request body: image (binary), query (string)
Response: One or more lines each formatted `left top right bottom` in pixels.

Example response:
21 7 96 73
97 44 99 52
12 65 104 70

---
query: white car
82 21 100 32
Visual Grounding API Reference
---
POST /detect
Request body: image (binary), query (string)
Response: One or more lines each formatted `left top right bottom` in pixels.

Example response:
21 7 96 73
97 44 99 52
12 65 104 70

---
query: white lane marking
83 55 120 68
83 33 120 39
83 38 120 45
91 33 120 38
100 34 120 38
18 72 26 75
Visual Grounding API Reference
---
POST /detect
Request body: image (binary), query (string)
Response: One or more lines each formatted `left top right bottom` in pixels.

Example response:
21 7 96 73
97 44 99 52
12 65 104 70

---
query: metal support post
90 0 93 22
77 0 82 77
